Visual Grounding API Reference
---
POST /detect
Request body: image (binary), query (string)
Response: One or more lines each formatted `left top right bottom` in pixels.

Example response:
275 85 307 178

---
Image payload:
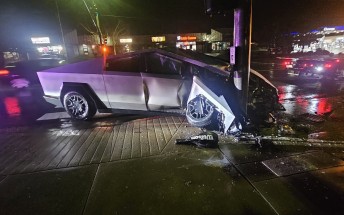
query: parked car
291 57 344 79
37 48 282 134
0 58 66 89
276 57 297 70
41 53 66 60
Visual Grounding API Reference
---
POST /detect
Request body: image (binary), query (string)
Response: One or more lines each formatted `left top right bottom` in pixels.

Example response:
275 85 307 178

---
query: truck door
104 54 146 111
142 52 185 111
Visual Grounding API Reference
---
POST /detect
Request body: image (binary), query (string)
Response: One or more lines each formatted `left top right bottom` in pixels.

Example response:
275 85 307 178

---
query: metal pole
82 0 102 45
233 0 252 115
92 0 103 45
95 11 103 45
55 0 68 59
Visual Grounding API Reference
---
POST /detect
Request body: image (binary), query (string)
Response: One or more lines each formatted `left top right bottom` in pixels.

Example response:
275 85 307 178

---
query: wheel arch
60 82 108 110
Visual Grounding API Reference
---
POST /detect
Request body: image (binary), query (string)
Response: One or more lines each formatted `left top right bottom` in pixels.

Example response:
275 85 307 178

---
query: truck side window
145 53 182 74
106 55 140 73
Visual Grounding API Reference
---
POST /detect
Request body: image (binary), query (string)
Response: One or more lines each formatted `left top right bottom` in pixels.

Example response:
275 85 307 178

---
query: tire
63 91 97 120
186 95 215 127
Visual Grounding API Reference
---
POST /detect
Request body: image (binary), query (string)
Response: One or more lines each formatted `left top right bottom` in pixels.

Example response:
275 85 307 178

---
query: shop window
145 53 182 74
106 55 140 73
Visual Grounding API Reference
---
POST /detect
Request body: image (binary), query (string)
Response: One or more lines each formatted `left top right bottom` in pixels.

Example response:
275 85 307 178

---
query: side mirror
204 0 238 16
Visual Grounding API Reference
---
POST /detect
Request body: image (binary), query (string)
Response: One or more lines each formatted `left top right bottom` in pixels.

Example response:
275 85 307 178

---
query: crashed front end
186 67 282 135
187 76 237 134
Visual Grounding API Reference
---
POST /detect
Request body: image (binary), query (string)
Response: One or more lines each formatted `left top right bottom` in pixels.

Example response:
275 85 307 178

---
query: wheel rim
65 93 89 119
188 97 214 120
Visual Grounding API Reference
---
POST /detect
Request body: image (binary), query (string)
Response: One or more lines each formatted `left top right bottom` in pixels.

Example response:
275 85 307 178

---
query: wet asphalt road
1 58 344 214
252 58 344 140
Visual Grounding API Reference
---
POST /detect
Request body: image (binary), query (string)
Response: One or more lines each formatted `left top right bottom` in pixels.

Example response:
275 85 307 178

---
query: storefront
176 35 197 50
31 37 64 57
119 38 133 53
151 36 166 48
292 26 344 54
2 50 20 64
74 28 231 54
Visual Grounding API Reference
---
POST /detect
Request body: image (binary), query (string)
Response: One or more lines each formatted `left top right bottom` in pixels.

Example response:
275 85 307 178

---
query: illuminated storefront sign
120 38 133 43
37 45 63 53
176 41 196 51
152 36 166 42
31 37 50 44
324 27 336 31
177 36 197 41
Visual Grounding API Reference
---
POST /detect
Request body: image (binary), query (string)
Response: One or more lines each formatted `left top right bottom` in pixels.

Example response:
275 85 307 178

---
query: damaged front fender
186 76 237 134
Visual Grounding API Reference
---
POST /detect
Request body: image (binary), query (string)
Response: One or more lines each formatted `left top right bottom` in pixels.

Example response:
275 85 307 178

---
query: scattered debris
238 132 256 142
294 123 314 133
299 113 325 123
278 124 295 135
308 132 328 139
175 131 219 148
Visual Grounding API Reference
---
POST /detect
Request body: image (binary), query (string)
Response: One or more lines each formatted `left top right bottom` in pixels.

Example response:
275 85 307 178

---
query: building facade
1 28 234 64
291 26 344 54
74 28 233 56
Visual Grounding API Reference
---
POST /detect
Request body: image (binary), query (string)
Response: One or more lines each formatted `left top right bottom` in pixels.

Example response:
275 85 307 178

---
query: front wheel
186 95 215 127
63 91 96 120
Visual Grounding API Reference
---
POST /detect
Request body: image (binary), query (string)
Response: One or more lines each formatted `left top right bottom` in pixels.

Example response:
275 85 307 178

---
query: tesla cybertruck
37 48 281 134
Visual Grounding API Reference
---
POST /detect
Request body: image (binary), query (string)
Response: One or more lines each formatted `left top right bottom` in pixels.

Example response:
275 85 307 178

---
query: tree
101 18 128 55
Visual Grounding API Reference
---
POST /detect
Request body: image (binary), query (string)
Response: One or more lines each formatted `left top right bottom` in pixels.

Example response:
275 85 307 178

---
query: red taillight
284 61 290 65
336 59 340 63
310 64 314 67
303 63 307 67
0 69 9 75
325 63 332 68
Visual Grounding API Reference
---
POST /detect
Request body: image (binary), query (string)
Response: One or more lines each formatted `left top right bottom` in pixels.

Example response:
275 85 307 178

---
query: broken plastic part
175 131 219 148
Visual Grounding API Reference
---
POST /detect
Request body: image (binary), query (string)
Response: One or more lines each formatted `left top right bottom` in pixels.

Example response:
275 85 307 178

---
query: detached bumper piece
175 131 219 148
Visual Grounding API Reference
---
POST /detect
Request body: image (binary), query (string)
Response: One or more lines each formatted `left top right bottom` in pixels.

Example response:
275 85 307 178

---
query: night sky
0 0 344 48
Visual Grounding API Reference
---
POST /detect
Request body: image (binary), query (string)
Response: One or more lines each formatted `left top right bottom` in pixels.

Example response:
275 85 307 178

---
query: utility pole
92 0 103 45
55 0 68 59
82 0 102 45
204 0 252 116
233 0 252 114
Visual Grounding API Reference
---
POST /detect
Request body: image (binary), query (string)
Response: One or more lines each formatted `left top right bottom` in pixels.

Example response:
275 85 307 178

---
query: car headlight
315 66 323 72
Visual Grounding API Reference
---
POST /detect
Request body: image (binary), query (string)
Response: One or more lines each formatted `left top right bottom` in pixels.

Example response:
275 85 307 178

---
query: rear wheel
63 91 96 120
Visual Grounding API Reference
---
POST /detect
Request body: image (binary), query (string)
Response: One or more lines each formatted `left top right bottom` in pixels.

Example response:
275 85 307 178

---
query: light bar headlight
315 66 323 72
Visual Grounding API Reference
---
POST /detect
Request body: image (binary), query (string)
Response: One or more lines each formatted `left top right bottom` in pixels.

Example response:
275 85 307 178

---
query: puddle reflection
278 85 333 115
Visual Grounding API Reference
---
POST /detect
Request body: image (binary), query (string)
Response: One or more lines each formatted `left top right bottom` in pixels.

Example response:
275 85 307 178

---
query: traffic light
102 45 107 53
103 37 108 45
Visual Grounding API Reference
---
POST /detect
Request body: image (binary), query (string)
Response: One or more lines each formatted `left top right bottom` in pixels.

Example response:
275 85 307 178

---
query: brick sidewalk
0 116 202 175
